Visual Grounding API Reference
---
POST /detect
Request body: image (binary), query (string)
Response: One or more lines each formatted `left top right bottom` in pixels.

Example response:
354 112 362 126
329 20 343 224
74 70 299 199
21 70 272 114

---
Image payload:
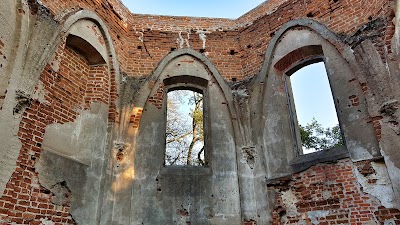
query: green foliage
299 118 344 151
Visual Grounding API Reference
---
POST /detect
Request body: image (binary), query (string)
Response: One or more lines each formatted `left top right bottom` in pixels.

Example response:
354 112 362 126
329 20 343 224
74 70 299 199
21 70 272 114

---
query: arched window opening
287 62 344 154
165 89 205 166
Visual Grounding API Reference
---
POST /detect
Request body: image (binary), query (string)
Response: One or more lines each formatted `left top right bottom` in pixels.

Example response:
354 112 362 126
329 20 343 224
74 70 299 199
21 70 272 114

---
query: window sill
289 145 349 174
160 165 211 176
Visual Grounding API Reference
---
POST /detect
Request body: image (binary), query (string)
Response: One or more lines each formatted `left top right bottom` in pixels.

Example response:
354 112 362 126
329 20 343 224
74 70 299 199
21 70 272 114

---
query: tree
165 90 204 166
299 118 344 151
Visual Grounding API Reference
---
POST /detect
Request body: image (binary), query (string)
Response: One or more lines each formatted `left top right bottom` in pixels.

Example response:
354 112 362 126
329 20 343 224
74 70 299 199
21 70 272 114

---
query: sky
121 0 266 18
291 62 339 128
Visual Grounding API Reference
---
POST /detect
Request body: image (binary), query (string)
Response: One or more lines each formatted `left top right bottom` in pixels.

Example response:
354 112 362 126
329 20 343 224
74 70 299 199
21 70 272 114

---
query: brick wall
238 0 391 78
268 159 400 225
0 41 115 224
40 0 131 75
39 0 392 81
1 0 397 224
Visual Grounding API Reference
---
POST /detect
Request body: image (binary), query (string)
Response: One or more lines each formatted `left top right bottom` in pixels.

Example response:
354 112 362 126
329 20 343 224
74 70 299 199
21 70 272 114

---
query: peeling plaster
138 32 144 42
176 31 190 48
281 189 299 218
32 80 49 104
307 210 330 225
353 162 396 208
197 30 207 49
346 139 374 159
50 59 59 72
40 218 55 225
384 219 396 225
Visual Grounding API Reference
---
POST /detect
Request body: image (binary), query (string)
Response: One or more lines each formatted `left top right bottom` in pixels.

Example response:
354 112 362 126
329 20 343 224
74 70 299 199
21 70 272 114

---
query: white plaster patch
232 89 249 98
384 219 396 225
322 190 332 199
176 31 190 48
40 218 55 225
307 210 330 225
50 59 59 72
347 112 360 122
197 31 207 49
32 80 49 104
138 32 144 42
281 189 299 217
346 140 373 160
353 161 396 208
177 31 184 48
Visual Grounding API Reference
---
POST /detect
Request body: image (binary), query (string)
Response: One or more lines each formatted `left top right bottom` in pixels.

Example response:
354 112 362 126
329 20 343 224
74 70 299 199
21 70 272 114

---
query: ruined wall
269 159 399 224
239 0 391 78
0 9 118 224
105 51 242 224
39 0 131 74
1 44 88 224
35 0 393 81
0 0 400 224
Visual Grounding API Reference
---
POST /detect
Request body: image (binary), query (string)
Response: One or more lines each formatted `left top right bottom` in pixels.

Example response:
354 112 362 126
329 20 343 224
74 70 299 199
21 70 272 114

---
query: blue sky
121 0 266 18
291 62 339 128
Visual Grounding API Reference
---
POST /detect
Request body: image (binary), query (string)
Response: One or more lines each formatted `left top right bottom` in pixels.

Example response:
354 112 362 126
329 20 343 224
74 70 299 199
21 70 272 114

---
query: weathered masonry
0 0 400 224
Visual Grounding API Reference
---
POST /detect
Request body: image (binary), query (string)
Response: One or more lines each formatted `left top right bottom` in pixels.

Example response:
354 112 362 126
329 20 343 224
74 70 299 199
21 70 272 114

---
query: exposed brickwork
274 45 323 72
367 116 383 142
269 159 399 225
239 0 390 78
40 0 131 74
84 65 110 108
40 0 391 81
0 40 116 224
349 95 360 107
1 0 398 224
147 84 164 109
0 99 76 224
129 108 143 128
243 220 257 225
384 9 396 59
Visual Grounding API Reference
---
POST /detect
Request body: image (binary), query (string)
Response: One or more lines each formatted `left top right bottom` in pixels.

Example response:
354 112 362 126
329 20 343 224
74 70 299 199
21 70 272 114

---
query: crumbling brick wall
269 159 400 225
39 0 131 75
0 40 115 224
239 0 392 78
38 0 392 81
1 0 398 224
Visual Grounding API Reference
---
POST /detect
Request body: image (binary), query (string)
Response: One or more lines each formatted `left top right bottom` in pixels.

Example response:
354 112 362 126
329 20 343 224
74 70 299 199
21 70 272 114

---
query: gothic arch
253 19 380 179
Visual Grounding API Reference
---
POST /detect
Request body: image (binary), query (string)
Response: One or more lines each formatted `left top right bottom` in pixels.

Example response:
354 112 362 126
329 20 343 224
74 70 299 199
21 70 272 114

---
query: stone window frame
163 75 210 167
284 58 345 155
274 45 349 167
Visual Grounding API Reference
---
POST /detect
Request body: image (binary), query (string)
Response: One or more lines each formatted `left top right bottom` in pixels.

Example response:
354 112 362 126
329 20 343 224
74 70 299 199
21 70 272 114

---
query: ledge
160 165 212 176
289 145 349 174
